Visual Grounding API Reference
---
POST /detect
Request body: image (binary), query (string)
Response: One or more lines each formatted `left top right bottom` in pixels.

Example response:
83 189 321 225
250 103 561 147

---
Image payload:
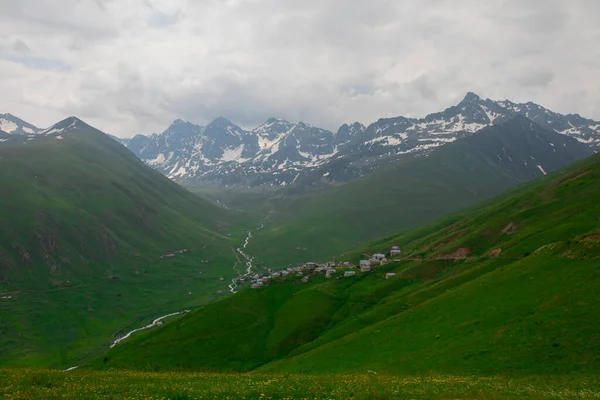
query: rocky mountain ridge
119 93 600 187
4 93 600 186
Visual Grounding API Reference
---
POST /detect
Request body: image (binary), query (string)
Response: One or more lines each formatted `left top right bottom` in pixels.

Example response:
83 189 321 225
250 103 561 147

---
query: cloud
0 0 598 137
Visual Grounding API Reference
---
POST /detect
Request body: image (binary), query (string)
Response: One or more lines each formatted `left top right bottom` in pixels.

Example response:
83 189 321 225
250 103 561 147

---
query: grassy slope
95 152 600 376
247 118 593 268
0 122 252 368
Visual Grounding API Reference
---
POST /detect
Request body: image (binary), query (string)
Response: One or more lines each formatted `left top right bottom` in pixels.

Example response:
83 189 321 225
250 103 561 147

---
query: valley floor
1 369 599 399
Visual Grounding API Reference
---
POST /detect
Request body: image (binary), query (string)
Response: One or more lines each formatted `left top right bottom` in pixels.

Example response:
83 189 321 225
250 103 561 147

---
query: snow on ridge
365 134 407 147
40 127 63 135
148 153 167 165
537 164 547 175
557 126 582 135
575 137 595 144
417 137 457 143
0 118 18 133
221 145 245 162
480 104 501 123
450 114 486 133
396 142 444 155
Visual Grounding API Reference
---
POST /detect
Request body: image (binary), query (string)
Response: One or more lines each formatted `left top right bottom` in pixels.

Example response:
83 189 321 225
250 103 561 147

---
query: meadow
1 369 599 399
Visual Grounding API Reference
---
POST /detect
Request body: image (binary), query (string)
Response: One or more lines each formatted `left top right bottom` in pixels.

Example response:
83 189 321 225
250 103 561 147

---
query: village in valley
247 246 403 289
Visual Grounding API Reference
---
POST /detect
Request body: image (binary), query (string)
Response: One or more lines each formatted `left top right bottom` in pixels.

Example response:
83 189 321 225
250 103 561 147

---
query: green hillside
0 119 250 368
94 151 600 376
247 117 594 268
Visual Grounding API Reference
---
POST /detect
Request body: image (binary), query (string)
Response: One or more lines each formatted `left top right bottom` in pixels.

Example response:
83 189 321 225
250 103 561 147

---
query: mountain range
116 93 600 187
1 94 599 374
3 93 600 188
246 116 595 267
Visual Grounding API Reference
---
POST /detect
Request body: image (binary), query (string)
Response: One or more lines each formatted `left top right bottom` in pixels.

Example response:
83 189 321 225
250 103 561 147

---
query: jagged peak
260 117 293 127
349 121 366 130
39 116 89 135
209 116 235 127
54 116 85 128
338 121 366 133
458 92 482 106
0 112 40 131
297 121 310 127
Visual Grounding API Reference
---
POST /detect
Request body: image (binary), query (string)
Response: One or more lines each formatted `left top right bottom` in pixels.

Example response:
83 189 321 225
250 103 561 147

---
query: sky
0 0 599 138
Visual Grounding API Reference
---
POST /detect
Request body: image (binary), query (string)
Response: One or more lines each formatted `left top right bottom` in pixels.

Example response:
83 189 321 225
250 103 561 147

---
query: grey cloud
513 70 555 88
0 54 71 71
409 75 438 101
0 0 598 137
12 39 31 53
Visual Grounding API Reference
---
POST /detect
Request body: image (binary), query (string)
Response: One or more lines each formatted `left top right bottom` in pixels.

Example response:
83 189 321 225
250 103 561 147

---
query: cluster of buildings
249 246 402 289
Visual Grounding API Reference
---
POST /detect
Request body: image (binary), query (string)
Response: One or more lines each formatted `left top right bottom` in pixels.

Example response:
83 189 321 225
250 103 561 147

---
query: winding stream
104 221 265 351
110 310 190 348
229 222 265 293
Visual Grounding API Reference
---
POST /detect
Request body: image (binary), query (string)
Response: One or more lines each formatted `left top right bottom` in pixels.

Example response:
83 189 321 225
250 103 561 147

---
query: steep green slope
95 151 600 375
0 118 249 368
248 117 594 267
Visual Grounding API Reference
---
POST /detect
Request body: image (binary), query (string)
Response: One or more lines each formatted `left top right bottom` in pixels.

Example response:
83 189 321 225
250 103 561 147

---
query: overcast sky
1 0 599 137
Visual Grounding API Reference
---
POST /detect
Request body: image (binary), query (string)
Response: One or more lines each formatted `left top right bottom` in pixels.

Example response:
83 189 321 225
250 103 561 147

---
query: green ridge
0 121 251 368
247 117 593 267
94 152 600 376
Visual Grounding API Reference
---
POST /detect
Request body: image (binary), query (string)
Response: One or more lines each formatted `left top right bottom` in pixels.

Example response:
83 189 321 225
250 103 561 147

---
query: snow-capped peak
39 117 86 136
0 113 41 135
458 91 482 105
114 93 600 187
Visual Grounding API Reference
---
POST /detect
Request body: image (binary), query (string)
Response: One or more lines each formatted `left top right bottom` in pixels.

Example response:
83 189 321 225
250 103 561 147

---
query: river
109 310 190 348
229 222 265 293
103 221 264 351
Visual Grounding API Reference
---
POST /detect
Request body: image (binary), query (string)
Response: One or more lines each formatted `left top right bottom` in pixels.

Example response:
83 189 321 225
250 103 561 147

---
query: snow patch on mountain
537 165 547 175
222 145 245 162
0 118 18 133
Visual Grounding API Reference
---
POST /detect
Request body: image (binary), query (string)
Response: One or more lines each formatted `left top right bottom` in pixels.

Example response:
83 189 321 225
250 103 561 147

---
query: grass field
1 369 599 399
90 152 600 378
